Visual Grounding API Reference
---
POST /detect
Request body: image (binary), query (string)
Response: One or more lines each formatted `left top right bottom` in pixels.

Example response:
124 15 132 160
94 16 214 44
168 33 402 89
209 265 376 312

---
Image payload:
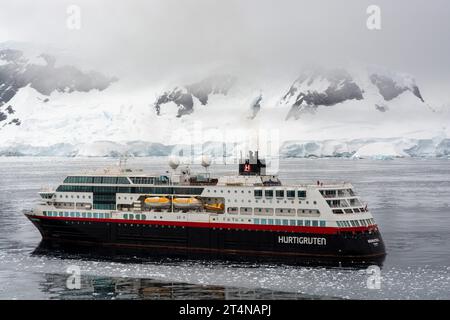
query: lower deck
26 213 386 265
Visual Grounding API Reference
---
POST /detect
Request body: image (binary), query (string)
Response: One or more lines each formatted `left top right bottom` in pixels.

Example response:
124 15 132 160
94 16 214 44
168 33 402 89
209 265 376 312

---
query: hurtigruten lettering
278 236 327 245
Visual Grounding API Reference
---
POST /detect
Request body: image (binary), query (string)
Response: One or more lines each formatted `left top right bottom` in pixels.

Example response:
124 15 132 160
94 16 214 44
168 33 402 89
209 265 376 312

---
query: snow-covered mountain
0 47 116 130
154 75 236 117
0 43 448 158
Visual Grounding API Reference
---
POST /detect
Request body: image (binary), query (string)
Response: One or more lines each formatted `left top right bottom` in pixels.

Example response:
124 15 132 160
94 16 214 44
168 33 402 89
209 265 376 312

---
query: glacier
1 137 449 159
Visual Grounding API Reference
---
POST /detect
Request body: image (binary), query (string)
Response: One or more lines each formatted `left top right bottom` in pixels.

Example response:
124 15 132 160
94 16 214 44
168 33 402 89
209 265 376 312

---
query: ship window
92 177 101 184
283 220 288 226
87 212 92 218
264 190 273 198
289 220 296 226
276 190 285 198
117 177 130 184
254 190 262 197
102 177 117 184
297 220 303 226
275 219 281 225
320 221 326 227
254 218 260 224
261 219 267 225
305 220 311 226
298 190 307 198
286 190 295 198
268 219 274 225
312 220 318 227
227 207 238 214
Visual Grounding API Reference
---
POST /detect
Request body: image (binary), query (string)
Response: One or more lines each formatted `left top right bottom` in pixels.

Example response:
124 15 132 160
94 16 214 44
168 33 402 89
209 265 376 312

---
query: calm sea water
0 157 449 300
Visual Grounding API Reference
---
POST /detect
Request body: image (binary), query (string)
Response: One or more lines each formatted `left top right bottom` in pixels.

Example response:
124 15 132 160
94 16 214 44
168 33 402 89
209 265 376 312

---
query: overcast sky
1 0 449 100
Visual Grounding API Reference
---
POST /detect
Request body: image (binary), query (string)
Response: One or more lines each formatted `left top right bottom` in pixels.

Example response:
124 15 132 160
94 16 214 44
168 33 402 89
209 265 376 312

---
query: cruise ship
25 152 386 265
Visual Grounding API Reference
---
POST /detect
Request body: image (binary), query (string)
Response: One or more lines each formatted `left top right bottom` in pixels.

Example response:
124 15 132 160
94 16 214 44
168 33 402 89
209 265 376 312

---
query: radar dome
201 155 211 169
168 156 180 170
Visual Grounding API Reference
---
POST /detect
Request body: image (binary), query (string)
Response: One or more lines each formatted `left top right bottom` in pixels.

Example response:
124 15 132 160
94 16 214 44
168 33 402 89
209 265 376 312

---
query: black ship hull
27 215 386 267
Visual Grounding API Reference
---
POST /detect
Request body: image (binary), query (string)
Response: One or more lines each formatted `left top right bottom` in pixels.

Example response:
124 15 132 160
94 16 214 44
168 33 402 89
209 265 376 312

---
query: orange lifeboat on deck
144 197 171 208
172 197 202 209
204 203 225 212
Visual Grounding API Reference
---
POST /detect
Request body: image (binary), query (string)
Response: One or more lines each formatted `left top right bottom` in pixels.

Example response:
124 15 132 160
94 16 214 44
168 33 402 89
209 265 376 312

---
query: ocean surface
0 157 449 300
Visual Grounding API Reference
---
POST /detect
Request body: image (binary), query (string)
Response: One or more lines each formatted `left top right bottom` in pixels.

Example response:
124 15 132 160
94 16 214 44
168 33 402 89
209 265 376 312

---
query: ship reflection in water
34 242 330 300
39 272 322 300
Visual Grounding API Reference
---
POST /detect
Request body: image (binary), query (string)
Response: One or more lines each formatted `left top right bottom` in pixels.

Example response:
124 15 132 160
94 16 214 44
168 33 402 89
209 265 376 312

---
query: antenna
119 153 129 171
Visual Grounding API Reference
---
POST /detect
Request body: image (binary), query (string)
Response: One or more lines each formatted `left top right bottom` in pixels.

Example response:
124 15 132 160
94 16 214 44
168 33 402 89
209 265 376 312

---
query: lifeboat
172 197 202 209
204 203 225 212
144 197 171 208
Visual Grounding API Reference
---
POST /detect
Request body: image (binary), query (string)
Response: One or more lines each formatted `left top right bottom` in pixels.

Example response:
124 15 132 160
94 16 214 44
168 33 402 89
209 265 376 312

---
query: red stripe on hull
29 214 379 235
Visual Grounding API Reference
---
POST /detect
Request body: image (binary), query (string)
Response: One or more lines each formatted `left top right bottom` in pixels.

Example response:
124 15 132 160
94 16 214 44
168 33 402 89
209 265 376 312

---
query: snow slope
0 44 449 157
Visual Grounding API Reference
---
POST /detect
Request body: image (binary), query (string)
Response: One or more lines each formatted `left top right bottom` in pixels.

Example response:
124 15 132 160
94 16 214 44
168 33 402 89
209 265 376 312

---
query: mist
1 0 449 97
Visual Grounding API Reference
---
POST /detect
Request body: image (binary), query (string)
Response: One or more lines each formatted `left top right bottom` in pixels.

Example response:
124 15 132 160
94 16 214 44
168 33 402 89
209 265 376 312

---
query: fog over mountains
0 44 448 159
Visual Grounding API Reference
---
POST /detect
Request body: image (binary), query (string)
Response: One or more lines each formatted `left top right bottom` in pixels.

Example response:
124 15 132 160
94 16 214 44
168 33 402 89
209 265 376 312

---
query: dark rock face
248 94 262 119
281 69 363 119
0 49 116 104
154 87 194 117
154 75 235 117
375 104 388 112
0 105 19 127
283 69 364 120
281 68 426 120
369 73 424 102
